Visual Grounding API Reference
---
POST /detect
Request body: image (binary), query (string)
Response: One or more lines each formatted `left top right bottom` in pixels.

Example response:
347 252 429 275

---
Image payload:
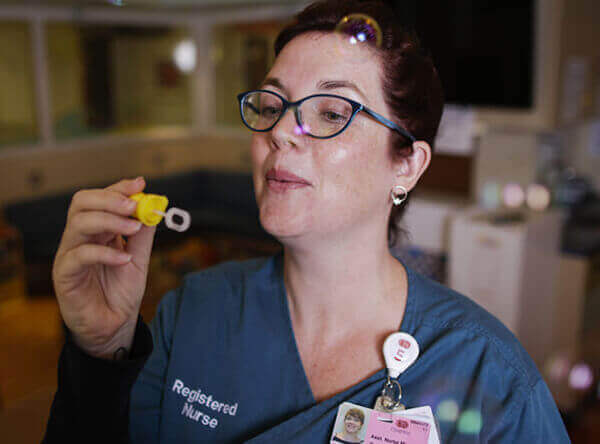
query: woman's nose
269 107 302 150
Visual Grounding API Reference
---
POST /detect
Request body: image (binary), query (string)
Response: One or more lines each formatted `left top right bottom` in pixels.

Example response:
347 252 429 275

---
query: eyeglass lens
242 91 353 137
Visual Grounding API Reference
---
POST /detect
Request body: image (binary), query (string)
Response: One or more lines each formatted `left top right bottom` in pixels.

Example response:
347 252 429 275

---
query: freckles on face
328 146 349 163
317 124 389 217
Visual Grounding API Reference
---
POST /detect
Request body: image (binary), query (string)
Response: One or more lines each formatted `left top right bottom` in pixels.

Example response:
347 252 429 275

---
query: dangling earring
391 185 408 205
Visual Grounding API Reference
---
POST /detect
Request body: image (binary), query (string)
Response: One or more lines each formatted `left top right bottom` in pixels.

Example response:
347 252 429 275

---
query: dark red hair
274 0 444 246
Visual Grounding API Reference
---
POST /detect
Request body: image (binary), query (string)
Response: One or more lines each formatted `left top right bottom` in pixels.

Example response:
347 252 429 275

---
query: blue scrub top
129 252 570 443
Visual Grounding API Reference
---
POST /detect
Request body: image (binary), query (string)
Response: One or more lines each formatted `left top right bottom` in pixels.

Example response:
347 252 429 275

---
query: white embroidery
172 378 239 428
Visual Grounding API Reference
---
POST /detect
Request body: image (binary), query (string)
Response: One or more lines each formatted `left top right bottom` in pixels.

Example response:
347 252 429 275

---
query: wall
214 22 282 127
0 22 37 145
570 119 600 192
558 0 600 192
47 23 88 139
0 130 252 206
112 29 192 129
557 0 600 125
473 130 540 202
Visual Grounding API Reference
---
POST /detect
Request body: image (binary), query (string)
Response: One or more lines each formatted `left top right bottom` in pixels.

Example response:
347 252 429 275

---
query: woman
332 408 365 443
44 1 569 443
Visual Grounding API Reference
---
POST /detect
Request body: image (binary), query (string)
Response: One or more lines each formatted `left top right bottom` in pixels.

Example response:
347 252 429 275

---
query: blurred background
0 0 598 442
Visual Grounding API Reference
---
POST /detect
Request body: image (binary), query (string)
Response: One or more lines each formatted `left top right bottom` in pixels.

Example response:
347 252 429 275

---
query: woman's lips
266 179 310 192
265 167 311 192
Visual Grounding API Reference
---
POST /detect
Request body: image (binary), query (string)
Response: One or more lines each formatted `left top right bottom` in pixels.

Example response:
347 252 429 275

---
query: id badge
329 401 441 444
330 333 441 443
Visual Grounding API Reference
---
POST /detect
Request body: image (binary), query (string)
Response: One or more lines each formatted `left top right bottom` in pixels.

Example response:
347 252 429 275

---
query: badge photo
330 404 369 444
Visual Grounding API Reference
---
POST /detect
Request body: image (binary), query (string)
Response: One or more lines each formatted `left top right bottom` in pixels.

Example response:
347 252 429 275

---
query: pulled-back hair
274 0 444 246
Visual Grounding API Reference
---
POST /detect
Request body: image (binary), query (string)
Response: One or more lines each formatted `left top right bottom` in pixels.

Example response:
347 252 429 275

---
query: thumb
125 224 157 269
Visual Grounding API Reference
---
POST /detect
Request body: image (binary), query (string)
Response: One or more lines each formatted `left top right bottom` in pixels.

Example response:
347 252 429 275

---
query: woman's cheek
322 147 355 197
250 138 266 169
343 147 378 196
329 146 349 164
321 148 374 222
250 139 267 198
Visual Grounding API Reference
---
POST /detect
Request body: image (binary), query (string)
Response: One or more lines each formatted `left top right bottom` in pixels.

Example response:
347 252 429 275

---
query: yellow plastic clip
129 192 169 226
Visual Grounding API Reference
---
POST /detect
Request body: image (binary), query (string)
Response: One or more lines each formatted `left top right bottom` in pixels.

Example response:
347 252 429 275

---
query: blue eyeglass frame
236 89 416 143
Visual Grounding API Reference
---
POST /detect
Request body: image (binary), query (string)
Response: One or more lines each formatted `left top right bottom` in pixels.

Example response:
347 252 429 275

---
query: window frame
0 2 301 155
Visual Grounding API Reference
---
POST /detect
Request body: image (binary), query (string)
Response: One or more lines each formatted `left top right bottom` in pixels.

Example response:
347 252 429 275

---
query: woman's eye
322 110 346 122
261 106 281 117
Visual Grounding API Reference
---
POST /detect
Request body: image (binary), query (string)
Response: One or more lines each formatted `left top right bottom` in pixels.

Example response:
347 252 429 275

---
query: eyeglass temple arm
240 95 289 117
362 107 416 143
237 93 262 114
244 102 260 115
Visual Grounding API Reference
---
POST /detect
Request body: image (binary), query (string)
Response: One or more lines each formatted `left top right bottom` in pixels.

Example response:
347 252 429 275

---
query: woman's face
251 32 402 243
344 415 363 434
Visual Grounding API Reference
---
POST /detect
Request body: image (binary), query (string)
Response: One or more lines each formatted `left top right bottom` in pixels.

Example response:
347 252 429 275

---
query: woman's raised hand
52 177 157 359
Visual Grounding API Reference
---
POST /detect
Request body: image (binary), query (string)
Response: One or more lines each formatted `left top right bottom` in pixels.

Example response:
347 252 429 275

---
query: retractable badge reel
129 192 191 232
374 332 419 412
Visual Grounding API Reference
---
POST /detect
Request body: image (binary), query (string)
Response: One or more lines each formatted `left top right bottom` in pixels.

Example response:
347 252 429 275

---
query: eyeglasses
237 89 416 142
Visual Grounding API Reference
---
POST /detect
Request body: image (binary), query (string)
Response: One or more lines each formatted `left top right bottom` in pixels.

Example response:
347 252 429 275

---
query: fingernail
135 176 144 183
120 253 132 262
123 198 136 209
130 220 143 230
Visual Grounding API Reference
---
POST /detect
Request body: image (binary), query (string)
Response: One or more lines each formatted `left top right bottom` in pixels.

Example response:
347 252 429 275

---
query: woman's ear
393 141 432 191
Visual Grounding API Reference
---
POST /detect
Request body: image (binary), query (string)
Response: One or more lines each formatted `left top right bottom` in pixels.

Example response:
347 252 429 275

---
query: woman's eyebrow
317 79 367 101
262 77 288 96
261 78 367 101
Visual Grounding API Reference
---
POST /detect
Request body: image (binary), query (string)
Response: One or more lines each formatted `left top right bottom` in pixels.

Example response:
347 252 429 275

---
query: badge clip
374 377 405 412
375 332 419 412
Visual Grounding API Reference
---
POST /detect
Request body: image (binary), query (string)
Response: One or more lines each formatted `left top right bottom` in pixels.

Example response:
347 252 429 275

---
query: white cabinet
401 192 469 256
448 207 564 366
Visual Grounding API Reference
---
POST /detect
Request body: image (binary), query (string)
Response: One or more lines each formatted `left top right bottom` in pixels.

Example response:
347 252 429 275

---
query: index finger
67 177 146 221
67 189 139 222
105 176 146 196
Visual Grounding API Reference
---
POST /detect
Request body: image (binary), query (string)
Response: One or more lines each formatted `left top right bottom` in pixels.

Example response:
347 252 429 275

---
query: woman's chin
259 211 309 240
260 219 304 239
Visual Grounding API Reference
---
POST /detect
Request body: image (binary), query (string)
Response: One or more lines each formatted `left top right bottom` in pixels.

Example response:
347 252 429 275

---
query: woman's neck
282 228 408 344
